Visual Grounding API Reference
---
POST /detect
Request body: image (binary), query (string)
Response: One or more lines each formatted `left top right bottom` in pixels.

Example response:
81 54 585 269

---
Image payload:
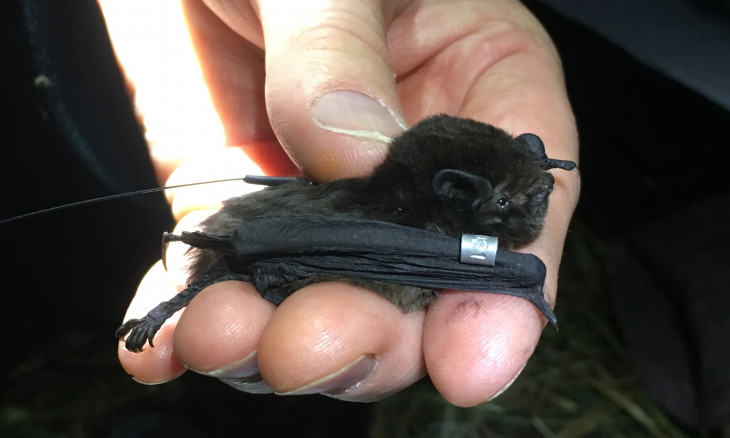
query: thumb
257 0 408 181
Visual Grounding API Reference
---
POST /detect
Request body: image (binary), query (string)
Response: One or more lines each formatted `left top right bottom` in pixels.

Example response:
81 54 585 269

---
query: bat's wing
223 217 557 324
118 216 556 352
231 217 556 326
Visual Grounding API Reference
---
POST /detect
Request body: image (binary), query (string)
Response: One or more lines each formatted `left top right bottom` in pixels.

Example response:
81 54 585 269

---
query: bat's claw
161 232 182 271
115 281 201 353
116 317 164 352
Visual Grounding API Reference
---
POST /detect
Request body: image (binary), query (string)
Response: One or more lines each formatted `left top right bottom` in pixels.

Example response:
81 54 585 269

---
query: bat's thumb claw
532 298 558 329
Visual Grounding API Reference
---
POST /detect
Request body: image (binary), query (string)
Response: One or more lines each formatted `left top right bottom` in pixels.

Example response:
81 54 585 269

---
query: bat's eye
496 197 510 209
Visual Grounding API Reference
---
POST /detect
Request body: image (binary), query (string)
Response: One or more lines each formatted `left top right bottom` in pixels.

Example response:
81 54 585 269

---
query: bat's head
368 115 575 248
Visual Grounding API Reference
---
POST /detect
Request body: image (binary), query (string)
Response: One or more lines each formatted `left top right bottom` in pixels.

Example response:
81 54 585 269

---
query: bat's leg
116 258 249 352
115 291 193 353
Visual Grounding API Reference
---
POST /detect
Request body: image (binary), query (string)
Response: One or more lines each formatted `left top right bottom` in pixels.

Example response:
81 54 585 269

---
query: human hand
115 0 579 406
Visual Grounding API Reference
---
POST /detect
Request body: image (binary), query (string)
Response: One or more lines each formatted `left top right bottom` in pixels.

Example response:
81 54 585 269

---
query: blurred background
1 0 729 436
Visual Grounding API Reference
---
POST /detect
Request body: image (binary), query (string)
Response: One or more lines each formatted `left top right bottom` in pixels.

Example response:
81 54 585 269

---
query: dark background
1 0 729 436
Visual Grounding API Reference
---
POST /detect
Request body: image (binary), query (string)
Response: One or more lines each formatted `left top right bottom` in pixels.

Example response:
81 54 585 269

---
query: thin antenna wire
0 178 244 225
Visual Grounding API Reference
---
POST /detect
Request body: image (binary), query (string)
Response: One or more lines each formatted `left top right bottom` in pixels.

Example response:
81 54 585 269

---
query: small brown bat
116 115 576 352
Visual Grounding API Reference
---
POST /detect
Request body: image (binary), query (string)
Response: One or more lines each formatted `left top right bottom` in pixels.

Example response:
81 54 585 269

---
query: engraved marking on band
460 234 498 266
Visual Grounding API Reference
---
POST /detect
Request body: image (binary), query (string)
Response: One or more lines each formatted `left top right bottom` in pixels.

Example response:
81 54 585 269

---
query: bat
115 114 577 352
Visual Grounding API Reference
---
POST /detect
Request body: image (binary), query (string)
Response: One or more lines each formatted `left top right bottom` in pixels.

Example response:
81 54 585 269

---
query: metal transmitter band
460 234 499 266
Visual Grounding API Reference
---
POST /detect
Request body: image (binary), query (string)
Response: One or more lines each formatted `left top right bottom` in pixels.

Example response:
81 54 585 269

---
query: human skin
116 0 580 407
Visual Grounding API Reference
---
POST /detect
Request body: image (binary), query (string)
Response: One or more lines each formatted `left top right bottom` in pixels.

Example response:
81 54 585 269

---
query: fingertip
256 282 426 399
173 281 276 373
258 1 405 181
118 323 187 384
269 85 404 181
256 283 393 387
423 292 543 406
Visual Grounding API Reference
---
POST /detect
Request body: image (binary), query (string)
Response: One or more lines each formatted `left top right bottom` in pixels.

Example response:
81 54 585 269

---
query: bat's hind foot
115 290 196 352
115 258 246 352
116 316 166 352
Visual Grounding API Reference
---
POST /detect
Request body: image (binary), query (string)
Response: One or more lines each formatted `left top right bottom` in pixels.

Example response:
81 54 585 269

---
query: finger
424 291 544 406
182 0 300 176
172 281 277 393
254 0 409 181
255 282 426 402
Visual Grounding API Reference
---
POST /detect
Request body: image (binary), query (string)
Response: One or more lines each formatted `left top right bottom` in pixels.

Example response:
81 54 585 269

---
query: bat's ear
432 169 493 206
515 133 577 171
515 133 547 158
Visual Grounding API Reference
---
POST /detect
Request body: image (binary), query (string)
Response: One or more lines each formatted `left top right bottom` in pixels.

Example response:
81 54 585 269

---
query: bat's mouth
481 216 503 227
474 215 504 238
